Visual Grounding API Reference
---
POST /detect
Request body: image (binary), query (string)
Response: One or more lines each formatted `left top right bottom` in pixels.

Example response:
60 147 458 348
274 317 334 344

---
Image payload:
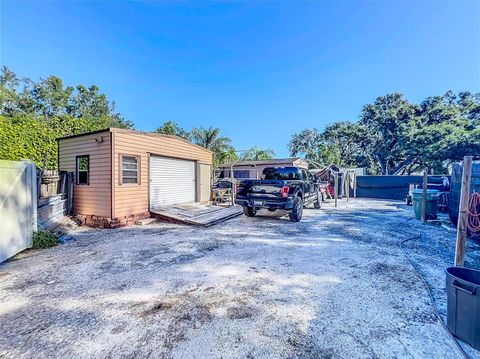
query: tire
267 208 276 212
243 206 257 217
289 196 303 222
314 191 322 209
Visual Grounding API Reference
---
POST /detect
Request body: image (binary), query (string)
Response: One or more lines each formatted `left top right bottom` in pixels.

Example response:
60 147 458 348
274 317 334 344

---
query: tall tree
241 146 275 161
0 66 133 129
289 92 480 174
322 121 372 168
154 120 190 139
0 66 21 115
31 75 73 117
409 91 480 173
0 66 134 168
359 93 417 175
288 128 324 162
289 125 372 169
360 91 480 174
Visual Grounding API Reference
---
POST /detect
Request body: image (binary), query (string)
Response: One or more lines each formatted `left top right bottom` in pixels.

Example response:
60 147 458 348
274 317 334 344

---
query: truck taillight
281 185 289 198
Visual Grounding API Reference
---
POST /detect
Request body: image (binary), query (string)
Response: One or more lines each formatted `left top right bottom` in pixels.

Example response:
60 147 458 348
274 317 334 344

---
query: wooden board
455 156 473 266
135 218 158 226
151 203 242 226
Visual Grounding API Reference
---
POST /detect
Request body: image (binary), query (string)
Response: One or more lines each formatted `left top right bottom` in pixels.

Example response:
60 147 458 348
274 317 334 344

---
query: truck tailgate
236 180 287 200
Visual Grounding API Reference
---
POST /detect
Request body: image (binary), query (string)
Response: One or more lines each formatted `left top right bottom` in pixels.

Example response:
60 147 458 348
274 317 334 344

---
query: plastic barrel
446 267 480 350
412 189 440 220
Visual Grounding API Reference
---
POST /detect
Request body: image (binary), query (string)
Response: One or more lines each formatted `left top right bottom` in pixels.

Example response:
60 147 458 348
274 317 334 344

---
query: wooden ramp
150 203 243 227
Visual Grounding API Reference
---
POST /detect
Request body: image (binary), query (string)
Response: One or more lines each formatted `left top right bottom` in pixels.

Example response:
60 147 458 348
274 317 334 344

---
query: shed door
149 156 196 209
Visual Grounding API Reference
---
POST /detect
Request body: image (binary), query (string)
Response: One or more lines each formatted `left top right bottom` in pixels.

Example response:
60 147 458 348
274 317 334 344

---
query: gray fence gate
0 160 37 263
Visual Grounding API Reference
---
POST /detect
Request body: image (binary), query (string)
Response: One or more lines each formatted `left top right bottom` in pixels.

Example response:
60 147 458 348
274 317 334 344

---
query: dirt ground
1 198 480 359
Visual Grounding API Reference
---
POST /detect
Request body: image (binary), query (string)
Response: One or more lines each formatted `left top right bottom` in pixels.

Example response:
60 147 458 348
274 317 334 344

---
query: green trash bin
412 189 440 220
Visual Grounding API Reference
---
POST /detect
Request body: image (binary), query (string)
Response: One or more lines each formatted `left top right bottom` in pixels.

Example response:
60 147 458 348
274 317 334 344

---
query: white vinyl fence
0 160 37 263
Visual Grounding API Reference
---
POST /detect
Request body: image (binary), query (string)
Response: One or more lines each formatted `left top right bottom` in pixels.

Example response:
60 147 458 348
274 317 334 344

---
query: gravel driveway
1 198 479 358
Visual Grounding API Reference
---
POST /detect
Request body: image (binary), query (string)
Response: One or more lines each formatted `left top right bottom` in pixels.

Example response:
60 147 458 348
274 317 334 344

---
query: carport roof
219 157 305 168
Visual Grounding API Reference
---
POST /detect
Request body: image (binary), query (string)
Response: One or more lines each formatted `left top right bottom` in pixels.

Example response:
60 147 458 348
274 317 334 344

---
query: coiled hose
467 192 480 234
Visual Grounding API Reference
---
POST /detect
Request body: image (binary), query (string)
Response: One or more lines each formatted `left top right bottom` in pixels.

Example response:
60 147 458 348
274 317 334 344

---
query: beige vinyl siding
112 129 212 218
58 131 112 217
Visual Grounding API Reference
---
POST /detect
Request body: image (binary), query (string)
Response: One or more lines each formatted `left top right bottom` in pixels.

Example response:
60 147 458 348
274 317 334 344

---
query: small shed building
58 128 212 227
218 158 308 179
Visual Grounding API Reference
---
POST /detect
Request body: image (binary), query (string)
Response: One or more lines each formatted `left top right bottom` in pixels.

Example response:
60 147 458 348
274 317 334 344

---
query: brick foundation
75 212 150 228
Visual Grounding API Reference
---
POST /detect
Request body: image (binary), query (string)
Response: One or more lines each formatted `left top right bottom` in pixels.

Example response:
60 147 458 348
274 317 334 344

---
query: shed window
121 155 139 184
76 155 89 185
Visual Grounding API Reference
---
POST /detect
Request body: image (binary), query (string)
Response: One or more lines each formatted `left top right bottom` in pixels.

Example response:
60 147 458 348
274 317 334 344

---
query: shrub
32 230 58 249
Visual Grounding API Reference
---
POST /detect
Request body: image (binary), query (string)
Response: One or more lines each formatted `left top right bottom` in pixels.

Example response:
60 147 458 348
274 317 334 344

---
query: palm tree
241 146 275 161
217 147 238 165
190 126 235 166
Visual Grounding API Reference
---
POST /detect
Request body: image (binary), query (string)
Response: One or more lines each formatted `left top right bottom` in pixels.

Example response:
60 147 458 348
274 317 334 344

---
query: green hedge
0 115 117 169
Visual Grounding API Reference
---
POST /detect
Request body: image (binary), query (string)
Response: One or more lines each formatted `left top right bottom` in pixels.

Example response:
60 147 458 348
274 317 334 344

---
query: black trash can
446 266 480 350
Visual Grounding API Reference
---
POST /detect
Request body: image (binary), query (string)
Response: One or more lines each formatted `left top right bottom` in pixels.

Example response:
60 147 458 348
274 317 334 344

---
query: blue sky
2 1 479 157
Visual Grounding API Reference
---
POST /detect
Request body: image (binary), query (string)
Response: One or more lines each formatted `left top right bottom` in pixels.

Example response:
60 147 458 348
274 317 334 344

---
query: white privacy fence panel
0 160 37 263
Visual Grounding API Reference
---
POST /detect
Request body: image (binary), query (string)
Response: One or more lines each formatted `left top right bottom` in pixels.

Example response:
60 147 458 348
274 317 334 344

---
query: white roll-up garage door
149 156 196 209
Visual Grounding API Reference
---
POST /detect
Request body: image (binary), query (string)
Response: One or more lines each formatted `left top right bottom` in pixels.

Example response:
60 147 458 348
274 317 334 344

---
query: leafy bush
0 66 134 169
32 230 58 249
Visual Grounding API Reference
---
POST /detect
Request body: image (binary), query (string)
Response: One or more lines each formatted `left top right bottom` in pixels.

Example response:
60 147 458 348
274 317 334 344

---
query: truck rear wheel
289 196 303 222
243 206 257 217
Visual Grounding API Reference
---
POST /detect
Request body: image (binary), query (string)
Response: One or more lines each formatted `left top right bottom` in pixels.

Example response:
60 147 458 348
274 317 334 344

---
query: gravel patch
0 198 479 358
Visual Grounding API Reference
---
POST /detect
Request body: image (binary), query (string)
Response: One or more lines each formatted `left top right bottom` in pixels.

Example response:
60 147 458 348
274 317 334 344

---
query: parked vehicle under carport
235 166 322 222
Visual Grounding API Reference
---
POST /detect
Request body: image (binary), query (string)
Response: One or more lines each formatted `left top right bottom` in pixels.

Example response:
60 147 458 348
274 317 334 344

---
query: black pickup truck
235 166 321 222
